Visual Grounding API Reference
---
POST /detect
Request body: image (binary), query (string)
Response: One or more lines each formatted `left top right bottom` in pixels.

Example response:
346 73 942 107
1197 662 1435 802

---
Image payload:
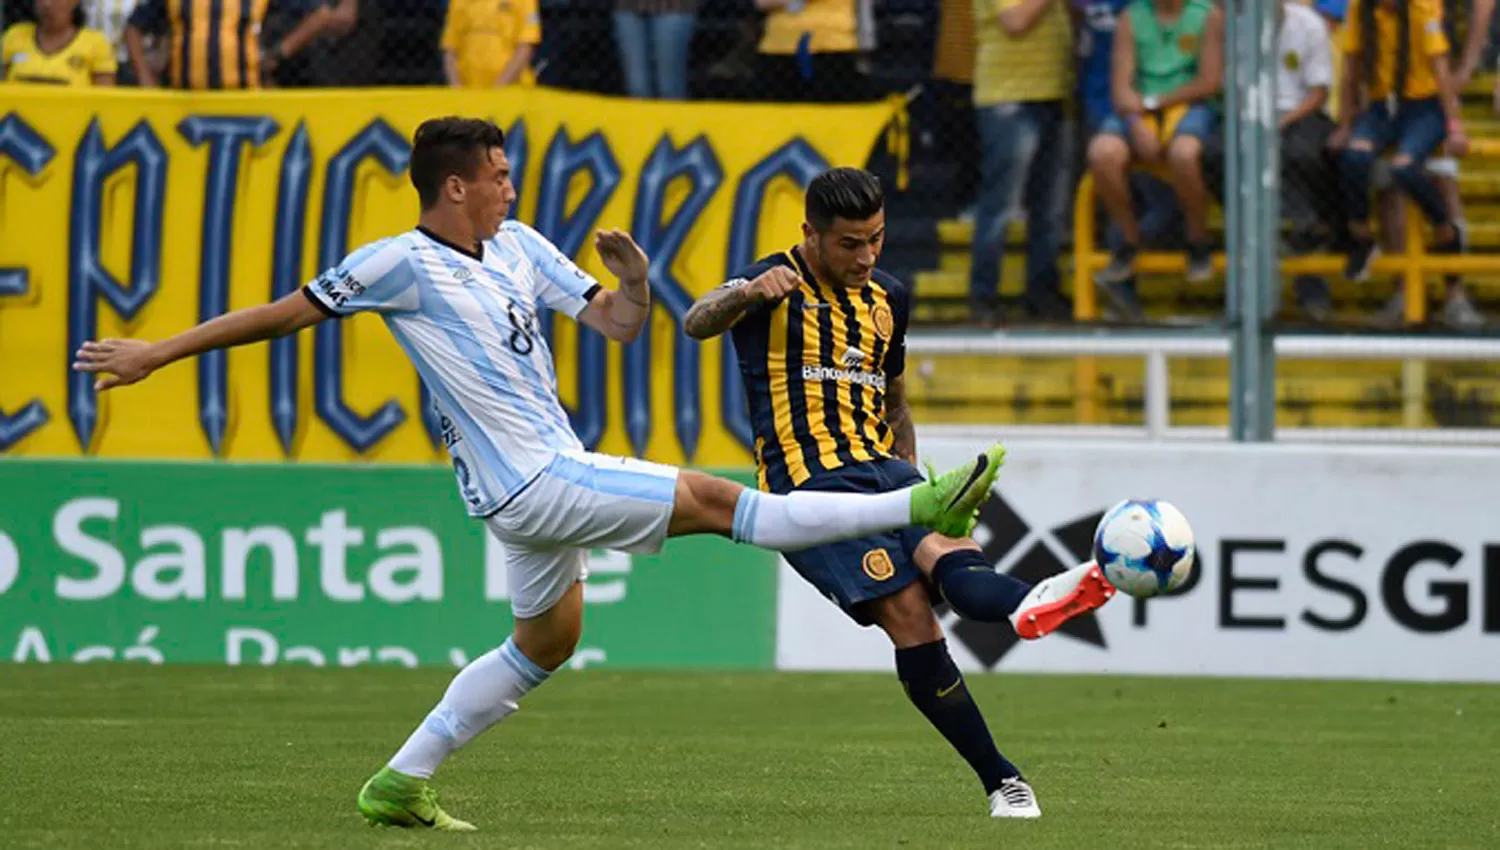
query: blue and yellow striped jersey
729 247 910 494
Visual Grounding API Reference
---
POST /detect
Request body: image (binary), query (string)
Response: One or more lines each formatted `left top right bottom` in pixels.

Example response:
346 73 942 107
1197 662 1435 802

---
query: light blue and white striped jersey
303 220 601 517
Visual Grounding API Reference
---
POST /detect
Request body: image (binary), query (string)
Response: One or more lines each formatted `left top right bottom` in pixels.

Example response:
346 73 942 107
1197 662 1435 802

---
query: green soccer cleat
357 766 477 832
911 443 1006 538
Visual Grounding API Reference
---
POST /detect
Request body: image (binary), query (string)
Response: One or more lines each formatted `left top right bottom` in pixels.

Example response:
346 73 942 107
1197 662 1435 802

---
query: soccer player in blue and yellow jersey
684 168 1116 820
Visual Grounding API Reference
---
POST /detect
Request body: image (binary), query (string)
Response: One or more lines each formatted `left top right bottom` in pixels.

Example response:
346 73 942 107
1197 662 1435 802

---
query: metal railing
906 330 1500 442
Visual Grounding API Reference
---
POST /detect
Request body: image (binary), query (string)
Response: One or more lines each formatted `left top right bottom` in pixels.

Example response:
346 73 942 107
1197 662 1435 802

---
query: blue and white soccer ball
1092 499 1196 599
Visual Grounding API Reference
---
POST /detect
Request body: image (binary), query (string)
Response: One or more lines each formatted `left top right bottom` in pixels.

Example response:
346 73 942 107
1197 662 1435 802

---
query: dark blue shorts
781 458 934 626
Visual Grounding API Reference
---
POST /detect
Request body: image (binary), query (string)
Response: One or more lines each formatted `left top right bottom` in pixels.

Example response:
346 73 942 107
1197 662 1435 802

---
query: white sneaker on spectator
1444 288 1484 329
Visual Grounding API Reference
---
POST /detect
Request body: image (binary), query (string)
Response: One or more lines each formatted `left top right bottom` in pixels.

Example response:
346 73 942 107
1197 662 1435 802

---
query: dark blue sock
896 639 1019 793
931 548 1032 621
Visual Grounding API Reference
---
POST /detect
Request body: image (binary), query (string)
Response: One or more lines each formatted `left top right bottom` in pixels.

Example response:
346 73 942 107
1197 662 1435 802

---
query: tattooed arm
683 265 801 339
885 374 918 465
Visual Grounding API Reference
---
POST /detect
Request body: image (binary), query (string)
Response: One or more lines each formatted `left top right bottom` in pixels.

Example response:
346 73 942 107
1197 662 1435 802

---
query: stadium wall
5 440 1499 681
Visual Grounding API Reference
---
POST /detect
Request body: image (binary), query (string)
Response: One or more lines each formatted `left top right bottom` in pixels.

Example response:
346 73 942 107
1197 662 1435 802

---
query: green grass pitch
2 666 1497 848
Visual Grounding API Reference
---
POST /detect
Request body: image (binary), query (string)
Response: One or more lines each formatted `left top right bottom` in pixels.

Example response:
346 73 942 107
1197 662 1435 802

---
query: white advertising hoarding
776 439 1500 682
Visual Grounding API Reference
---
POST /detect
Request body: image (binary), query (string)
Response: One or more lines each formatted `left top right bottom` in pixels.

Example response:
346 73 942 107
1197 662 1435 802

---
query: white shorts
485 450 679 619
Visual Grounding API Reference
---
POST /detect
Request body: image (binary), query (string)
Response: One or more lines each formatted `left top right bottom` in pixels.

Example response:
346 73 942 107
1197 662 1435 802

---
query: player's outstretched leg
358 582 583 830
1009 561 1116 640
698 443 1005 549
357 766 476 831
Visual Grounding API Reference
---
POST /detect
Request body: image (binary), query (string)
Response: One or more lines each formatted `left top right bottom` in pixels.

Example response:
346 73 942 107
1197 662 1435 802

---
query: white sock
730 486 913 550
387 636 550 779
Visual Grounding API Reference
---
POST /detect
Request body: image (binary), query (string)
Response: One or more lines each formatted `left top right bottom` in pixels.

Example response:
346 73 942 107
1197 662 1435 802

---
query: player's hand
746 266 801 304
72 339 159 391
595 229 649 284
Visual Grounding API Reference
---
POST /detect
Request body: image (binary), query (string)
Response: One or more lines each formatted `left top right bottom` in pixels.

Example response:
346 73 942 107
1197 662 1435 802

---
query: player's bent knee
513 583 584 671
912 533 981 573
868 583 943 648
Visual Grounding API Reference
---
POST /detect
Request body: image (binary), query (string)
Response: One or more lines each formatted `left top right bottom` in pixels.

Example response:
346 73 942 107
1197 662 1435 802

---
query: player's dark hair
806 168 884 232
409 117 507 210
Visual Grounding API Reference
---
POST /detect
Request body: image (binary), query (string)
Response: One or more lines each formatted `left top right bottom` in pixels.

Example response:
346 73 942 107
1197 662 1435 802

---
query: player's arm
1157 4 1223 109
682 266 800 339
885 374 917 465
73 291 326 391
575 230 652 343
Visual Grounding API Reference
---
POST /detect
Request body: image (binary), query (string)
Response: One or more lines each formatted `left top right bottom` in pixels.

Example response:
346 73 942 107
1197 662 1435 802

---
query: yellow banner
0 86 897 465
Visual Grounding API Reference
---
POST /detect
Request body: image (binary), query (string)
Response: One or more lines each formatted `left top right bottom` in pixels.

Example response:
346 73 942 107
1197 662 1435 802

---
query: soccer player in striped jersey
684 168 1115 819
72 118 1007 831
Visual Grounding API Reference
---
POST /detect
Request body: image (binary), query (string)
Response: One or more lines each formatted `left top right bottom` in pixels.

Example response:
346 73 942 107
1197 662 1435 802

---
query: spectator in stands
265 0 379 87
1277 0 1341 319
755 0 870 102
2 0 114 84
968 0 1074 322
927 0 978 215
1089 0 1224 289
442 0 538 88
613 0 696 99
1331 0 1467 289
1075 0 1176 321
82 0 137 83
126 0 327 87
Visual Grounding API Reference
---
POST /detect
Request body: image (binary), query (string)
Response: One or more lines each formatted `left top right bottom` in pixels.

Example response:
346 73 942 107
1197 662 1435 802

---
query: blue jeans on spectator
1339 98 1449 225
613 11 694 99
970 100 1067 308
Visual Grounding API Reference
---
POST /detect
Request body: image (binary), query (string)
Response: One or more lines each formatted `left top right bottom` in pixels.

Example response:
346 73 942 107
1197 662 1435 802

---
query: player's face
464 147 516 240
808 211 885 288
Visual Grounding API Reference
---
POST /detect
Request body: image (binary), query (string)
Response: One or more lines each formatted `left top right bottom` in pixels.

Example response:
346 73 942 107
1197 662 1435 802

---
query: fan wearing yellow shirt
2 0 116 85
442 0 541 88
1330 0 1466 284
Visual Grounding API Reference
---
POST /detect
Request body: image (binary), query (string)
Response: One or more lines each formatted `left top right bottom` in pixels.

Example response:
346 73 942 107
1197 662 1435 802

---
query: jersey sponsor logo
839 346 865 368
862 548 895 581
800 364 886 389
1178 33 1199 55
871 303 893 340
316 269 366 308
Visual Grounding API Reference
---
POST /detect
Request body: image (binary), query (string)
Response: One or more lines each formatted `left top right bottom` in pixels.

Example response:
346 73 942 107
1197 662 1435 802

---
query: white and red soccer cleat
1008 561 1117 640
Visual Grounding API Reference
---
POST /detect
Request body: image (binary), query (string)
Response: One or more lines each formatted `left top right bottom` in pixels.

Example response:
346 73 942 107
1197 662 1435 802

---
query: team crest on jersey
1178 33 1198 55
68 55 86 70
863 548 895 581
1284 51 1299 71
871 303 893 340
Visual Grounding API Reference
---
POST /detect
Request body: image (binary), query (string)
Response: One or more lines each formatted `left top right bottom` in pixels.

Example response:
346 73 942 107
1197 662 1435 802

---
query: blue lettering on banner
269 122 313 455
314 119 411 453
178 116 280 455
67 119 167 451
721 138 828 450
0 113 55 450
623 135 722 461
533 129 620 450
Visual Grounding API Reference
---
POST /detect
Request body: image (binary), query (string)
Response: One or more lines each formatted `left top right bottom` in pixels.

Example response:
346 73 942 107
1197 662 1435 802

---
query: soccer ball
1092 499 1196 599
